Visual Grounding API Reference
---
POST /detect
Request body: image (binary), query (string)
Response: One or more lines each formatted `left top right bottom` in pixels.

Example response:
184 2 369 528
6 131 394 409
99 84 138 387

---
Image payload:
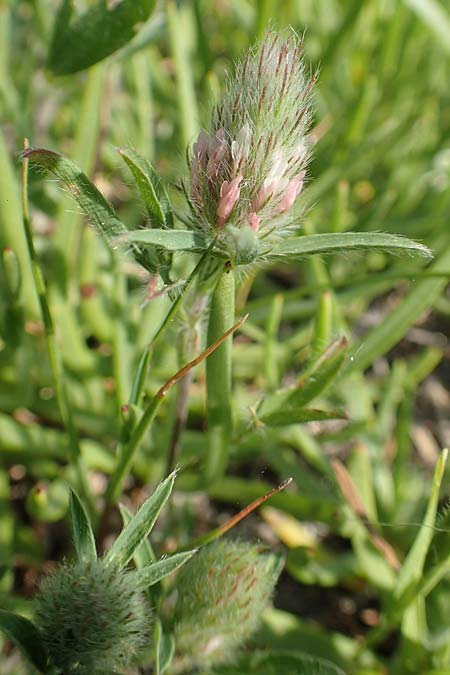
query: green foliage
48 0 157 75
1 1 450 674
0 610 47 674
118 147 173 229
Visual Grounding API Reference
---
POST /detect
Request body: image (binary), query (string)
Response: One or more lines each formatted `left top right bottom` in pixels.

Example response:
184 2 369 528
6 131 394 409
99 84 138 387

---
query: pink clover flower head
186 30 315 263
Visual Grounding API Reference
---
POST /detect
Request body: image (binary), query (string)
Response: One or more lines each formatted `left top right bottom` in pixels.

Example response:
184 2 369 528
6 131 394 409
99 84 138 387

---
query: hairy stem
205 261 235 484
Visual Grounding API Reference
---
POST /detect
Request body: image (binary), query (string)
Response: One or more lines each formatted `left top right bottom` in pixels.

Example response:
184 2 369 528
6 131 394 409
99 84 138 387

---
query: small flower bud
35 558 151 674
172 540 283 669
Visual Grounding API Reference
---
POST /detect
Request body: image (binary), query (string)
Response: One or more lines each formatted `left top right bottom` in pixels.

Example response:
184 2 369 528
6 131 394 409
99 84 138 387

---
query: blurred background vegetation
0 0 450 673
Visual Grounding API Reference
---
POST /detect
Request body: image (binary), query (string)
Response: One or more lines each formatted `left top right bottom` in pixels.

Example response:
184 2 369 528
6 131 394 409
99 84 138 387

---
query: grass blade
260 407 347 426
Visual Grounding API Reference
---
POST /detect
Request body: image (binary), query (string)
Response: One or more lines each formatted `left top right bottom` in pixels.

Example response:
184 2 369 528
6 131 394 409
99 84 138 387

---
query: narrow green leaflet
260 407 347 426
117 228 211 252
154 619 175 675
105 470 177 568
134 550 197 588
271 232 432 259
0 610 47 673
119 503 156 568
25 148 126 241
70 489 97 562
25 148 154 272
119 147 173 227
48 0 157 75
159 633 175 675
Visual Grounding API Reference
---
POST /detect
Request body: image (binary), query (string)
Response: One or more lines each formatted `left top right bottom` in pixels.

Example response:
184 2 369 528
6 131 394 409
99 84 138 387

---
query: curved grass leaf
118 147 173 227
116 228 211 251
105 470 177 568
0 610 47 673
24 148 126 241
70 489 97 562
271 232 432 259
48 0 157 75
24 148 155 272
134 550 197 588
260 407 347 427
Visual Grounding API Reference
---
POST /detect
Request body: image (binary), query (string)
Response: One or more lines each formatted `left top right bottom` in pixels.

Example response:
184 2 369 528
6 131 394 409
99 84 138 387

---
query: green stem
104 243 217 509
205 261 235 484
105 395 162 507
21 146 95 520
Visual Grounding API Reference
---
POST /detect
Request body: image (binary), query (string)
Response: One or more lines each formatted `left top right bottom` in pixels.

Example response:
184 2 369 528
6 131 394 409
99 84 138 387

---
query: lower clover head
35 558 151 674
172 540 283 669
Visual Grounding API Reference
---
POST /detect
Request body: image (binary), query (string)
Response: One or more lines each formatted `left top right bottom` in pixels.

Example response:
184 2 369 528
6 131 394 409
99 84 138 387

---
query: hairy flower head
35 558 151 674
172 540 283 669
186 31 315 265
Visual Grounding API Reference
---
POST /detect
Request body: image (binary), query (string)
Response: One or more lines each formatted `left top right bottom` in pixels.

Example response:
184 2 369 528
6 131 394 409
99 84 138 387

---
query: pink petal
278 170 305 213
217 175 243 228
248 212 261 232
206 129 228 180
